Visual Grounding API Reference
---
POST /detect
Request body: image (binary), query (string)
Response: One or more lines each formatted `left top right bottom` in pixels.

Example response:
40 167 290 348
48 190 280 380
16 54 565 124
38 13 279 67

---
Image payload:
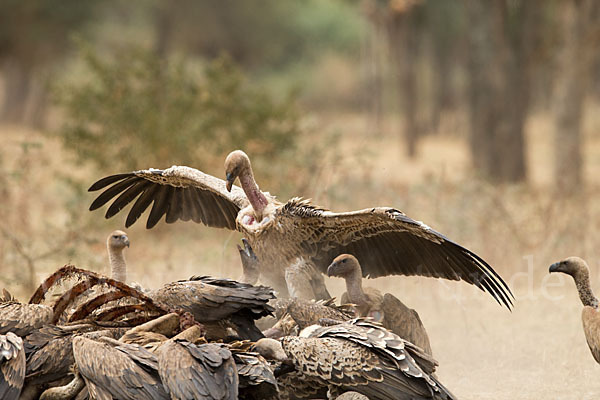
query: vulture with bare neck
88 150 513 307
328 254 432 355
549 256 600 363
107 230 130 282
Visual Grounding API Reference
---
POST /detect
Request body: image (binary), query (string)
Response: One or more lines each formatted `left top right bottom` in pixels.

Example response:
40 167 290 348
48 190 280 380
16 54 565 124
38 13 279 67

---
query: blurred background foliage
56 46 300 173
1 0 600 296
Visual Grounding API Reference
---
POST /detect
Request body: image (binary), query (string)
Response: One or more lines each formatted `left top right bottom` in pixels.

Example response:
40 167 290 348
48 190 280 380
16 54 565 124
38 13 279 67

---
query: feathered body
73 336 168 400
157 340 238 400
148 276 274 341
0 332 25 400
0 290 53 337
280 319 455 400
550 257 600 364
330 254 433 355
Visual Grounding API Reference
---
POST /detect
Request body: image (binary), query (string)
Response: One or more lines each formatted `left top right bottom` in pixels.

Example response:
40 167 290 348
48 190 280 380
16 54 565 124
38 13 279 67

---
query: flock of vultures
0 150 597 400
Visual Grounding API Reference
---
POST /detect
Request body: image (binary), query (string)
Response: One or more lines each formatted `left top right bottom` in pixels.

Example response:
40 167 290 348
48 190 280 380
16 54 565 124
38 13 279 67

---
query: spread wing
279 199 513 309
88 166 249 230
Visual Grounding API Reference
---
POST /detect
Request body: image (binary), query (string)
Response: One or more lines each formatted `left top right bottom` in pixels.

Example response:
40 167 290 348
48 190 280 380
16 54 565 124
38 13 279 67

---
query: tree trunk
428 0 459 133
153 2 175 60
465 0 529 183
1 60 33 123
388 7 421 158
361 0 386 136
553 0 597 190
25 74 49 129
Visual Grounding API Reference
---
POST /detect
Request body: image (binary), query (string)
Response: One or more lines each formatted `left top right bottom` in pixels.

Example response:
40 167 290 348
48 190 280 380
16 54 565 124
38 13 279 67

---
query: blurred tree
552 0 600 190
387 0 426 158
55 45 301 184
361 0 387 136
143 0 362 72
425 0 464 132
0 0 102 126
464 0 542 183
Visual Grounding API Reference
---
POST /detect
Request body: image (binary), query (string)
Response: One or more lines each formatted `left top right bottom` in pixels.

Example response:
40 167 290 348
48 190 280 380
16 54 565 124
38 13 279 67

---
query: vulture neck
108 246 127 283
39 373 85 400
574 272 599 309
344 269 369 310
239 169 269 221
240 268 259 286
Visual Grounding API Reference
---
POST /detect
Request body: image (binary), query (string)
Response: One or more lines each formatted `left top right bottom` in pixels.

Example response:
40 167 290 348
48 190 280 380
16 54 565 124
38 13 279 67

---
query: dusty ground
1 108 600 399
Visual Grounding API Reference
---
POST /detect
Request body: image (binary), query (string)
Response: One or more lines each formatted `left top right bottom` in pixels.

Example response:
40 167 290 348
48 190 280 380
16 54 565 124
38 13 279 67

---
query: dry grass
1 105 600 398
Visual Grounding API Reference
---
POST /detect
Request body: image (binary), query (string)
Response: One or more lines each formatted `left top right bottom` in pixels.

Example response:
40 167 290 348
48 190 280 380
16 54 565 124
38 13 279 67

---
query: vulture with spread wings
88 150 513 308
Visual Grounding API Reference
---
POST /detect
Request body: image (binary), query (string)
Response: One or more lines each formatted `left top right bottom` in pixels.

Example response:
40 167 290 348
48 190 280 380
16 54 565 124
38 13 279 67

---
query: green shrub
55 44 300 176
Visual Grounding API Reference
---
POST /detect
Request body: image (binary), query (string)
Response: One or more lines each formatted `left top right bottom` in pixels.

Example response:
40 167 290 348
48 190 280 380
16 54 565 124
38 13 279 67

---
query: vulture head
224 150 252 192
253 338 288 362
549 256 590 281
238 238 258 264
237 238 260 280
107 230 129 250
327 254 361 278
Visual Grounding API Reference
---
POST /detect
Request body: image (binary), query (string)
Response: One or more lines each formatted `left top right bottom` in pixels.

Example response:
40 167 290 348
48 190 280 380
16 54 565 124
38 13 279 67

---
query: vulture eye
113 235 119 239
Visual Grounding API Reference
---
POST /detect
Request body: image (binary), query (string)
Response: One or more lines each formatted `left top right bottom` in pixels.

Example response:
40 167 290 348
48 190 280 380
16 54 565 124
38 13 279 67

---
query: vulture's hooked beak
237 238 257 260
274 359 296 377
326 262 338 277
549 262 562 273
225 172 234 192
124 239 130 248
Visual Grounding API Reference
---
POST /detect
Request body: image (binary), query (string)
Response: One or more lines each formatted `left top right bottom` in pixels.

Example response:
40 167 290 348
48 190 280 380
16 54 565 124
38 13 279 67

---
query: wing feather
165 187 184 223
127 183 161 228
105 180 151 219
89 166 249 230
147 184 173 229
89 176 139 211
279 200 513 309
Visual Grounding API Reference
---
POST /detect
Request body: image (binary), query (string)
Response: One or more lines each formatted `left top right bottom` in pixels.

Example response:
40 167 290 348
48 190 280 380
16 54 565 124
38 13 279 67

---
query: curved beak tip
549 263 560 273
326 265 335 277
225 173 234 192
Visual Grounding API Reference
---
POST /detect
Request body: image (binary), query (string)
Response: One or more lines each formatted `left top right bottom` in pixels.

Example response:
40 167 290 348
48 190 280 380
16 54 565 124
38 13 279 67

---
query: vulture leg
284 259 331 300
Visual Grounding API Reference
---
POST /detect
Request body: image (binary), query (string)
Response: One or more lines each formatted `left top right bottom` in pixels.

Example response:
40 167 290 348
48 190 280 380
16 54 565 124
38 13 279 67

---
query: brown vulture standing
88 149 513 307
549 256 600 363
328 254 433 355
